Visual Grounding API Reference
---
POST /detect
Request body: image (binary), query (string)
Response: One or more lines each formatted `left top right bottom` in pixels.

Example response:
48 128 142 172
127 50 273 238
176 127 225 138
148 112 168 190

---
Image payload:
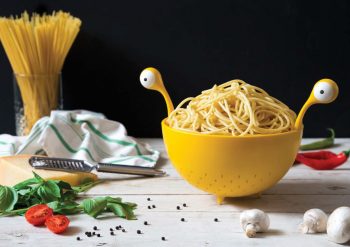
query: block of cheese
0 155 97 186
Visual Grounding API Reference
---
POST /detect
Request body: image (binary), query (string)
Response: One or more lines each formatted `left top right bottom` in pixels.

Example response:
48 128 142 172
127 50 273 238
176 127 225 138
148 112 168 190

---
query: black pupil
320 90 324 94
144 78 147 81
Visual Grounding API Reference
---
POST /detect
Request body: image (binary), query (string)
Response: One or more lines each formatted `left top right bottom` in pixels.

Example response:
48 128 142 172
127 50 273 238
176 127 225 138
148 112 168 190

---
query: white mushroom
327 206 350 244
299 208 328 234
240 209 270 238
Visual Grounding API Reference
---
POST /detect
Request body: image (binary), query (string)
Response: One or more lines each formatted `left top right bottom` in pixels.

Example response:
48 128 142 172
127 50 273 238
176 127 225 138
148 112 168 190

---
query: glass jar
13 73 63 136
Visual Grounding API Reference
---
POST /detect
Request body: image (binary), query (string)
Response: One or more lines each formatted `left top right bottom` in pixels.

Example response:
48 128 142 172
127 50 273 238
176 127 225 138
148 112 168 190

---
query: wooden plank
0 212 341 247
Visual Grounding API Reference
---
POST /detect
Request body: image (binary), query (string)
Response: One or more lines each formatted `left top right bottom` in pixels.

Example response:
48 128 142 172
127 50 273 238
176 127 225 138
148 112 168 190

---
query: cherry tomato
45 215 70 234
25 204 53 226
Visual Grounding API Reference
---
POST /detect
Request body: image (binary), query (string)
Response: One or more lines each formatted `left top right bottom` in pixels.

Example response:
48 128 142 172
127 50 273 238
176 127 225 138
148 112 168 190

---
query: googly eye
313 82 335 103
140 69 156 89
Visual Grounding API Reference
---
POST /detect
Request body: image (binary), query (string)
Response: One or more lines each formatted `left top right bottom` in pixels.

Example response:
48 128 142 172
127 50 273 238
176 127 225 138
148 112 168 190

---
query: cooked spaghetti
0 11 81 135
167 79 296 136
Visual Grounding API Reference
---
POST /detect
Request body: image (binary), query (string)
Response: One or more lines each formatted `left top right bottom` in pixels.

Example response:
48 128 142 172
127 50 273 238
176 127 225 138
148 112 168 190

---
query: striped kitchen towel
0 110 159 167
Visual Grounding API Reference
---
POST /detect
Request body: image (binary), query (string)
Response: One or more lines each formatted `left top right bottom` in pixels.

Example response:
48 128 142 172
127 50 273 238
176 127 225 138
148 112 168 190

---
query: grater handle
96 163 166 176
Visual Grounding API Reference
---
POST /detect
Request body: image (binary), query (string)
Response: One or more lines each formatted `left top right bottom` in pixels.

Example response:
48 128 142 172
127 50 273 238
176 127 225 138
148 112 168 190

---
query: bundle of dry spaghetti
167 79 296 136
0 11 81 135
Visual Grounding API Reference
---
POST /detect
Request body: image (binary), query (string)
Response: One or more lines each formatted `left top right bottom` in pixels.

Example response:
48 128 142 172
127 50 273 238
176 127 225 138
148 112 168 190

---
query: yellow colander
140 68 339 204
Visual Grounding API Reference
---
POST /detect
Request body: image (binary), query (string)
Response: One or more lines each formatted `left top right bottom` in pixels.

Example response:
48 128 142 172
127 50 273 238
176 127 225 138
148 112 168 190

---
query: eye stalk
295 78 339 130
312 79 339 104
139 67 174 116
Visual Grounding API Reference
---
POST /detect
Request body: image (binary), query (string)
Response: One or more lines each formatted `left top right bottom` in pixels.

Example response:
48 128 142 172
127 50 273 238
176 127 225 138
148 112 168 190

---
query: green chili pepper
300 128 335 151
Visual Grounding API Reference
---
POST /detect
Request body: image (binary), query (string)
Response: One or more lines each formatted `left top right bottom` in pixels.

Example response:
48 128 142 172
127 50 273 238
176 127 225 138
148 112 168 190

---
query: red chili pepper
295 150 350 170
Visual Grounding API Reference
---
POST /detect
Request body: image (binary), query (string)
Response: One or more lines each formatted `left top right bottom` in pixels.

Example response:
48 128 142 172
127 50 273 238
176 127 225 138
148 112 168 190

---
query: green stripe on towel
48 124 96 162
70 118 154 162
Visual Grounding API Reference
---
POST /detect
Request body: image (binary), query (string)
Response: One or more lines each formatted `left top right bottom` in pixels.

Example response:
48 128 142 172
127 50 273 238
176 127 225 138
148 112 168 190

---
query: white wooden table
0 138 349 247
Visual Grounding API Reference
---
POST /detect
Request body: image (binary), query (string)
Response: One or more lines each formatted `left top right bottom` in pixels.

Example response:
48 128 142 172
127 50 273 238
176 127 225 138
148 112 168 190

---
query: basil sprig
0 172 137 219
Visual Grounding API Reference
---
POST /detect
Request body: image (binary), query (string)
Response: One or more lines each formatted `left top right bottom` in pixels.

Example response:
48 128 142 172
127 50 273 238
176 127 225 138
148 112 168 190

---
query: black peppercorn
93 226 98 230
110 228 113 231
76 237 81 241
148 206 152 209
122 229 126 232
181 218 185 222
177 206 181 210
214 218 219 222
183 203 187 207
152 205 156 208
144 221 148 225
97 234 101 237
147 198 151 201
93 232 96 235
137 230 142 234
161 237 166 241
116 226 119 230
110 232 114 236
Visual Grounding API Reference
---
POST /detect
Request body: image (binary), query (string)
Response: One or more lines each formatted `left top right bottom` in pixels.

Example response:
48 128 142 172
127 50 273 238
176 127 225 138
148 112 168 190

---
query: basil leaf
17 188 31 196
54 180 76 202
82 197 107 218
29 197 41 206
19 184 41 207
106 196 137 209
13 178 38 190
47 201 60 210
48 200 78 210
37 180 61 203
124 202 137 209
61 190 77 202
32 172 45 183
55 181 73 191
107 202 136 220
0 185 18 212
48 201 81 215
106 196 122 203
104 196 137 220
72 180 102 193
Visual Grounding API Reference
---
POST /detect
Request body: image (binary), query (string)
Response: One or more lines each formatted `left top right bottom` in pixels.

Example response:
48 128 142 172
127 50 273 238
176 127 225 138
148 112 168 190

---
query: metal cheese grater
29 156 165 176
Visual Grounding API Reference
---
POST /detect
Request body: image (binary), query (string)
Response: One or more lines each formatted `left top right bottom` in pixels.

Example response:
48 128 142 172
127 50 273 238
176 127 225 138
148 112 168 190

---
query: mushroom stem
300 218 315 234
245 224 257 238
240 209 270 238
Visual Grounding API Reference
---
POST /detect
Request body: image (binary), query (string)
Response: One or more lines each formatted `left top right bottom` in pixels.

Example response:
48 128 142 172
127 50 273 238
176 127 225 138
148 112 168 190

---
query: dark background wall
0 0 349 137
